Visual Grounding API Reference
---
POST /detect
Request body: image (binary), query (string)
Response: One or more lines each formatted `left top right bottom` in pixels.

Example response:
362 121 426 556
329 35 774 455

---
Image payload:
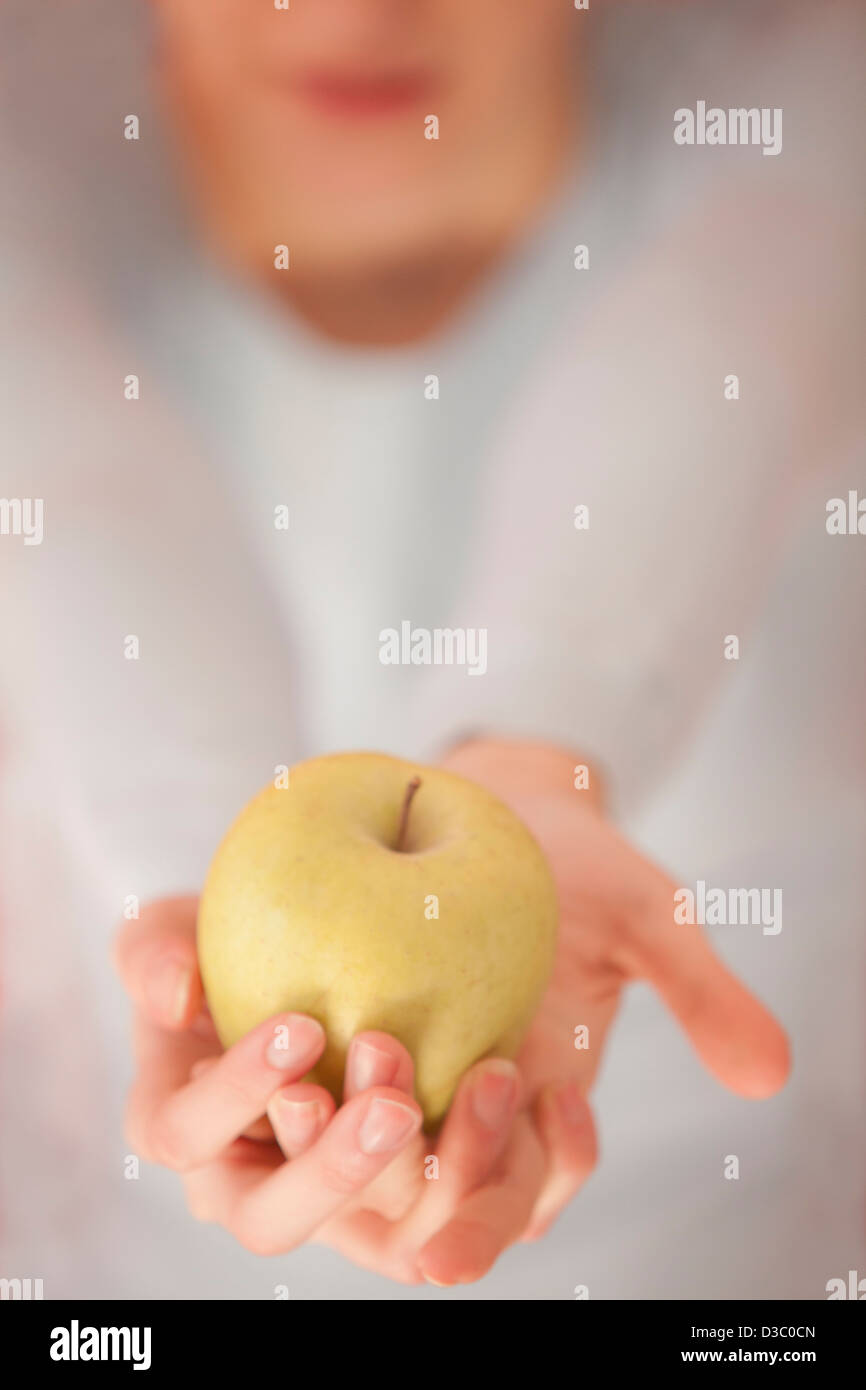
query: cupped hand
114 897 591 1285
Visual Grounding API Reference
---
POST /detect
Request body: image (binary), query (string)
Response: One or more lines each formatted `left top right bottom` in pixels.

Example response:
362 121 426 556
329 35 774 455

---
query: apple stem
395 776 422 852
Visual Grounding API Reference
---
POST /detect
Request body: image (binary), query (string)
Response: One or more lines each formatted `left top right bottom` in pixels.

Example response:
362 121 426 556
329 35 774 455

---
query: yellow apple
197 752 558 1126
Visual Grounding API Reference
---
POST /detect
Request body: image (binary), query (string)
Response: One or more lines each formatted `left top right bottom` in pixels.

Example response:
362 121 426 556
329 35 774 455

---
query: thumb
620 871 791 1099
113 895 203 1030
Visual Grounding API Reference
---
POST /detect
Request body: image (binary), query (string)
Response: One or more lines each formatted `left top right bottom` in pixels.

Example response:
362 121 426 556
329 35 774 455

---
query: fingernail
348 1038 399 1092
471 1060 518 1130
556 1081 586 1128
274 1096 326 1148
148 959 194 1026
358 1097 419 1155
265 1015 325 1069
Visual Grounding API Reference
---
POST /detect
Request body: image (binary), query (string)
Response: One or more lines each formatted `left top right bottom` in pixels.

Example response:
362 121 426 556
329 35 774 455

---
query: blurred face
154 0 577 279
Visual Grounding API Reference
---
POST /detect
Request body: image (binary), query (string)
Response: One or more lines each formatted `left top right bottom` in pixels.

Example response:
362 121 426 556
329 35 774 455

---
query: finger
113 896 203 1030
183 1142 284 1226
263 1030 416 1181
142 1013 326 1170
522 1081 597 1241
417 1116 545 1287
621 870 791 1099
241 1116 278 1143
189 1058 218 1081
343 1031 415 1100
190 1058 282 1143
185 1144 420 1285
126 1011 218 1157
327 1126 428 1223
190 1055 273 1124
314 1207 424 1284
229 1088 422 1256
268 1083 336 1158
403 1058 520 1247
336 1031 418 1207
435 1059 521 1196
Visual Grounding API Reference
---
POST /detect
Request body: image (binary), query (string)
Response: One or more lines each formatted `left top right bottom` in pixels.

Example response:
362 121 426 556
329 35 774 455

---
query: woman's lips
292 70 435 120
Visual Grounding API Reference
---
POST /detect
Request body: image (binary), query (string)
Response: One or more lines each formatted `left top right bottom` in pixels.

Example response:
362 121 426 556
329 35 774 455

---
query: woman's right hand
113 896 591 1284
114 897 427 1264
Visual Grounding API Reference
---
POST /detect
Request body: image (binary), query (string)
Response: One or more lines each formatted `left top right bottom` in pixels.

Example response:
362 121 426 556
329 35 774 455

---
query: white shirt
0 0 864 1299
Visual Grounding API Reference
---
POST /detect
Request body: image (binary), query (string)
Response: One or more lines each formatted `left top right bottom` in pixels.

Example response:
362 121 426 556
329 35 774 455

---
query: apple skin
197 752 558 1127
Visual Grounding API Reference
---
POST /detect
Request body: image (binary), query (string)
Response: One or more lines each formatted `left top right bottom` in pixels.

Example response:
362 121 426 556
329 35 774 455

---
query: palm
518 914 621 1099
512 793 638 1098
